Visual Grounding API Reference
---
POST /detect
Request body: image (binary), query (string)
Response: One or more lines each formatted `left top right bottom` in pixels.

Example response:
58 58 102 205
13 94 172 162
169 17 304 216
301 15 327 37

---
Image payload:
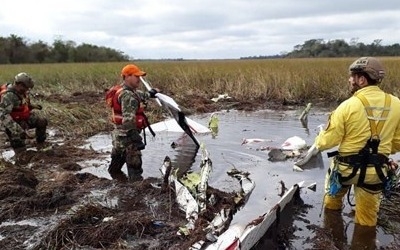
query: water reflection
170 133 200 178
351 224 377 250
300 117 310 135
323 208 377 250
323 209 348 249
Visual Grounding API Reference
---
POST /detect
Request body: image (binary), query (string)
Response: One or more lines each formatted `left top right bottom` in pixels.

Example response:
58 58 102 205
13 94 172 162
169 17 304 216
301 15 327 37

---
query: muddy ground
0 91 285 250
1 91 400 249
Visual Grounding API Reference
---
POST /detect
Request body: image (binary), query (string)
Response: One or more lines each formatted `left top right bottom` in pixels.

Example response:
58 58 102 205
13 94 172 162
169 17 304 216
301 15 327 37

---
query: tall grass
1 57 400 138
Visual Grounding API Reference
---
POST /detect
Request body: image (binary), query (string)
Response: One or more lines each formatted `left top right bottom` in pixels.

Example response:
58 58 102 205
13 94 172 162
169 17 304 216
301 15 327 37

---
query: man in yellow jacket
313 57 400 227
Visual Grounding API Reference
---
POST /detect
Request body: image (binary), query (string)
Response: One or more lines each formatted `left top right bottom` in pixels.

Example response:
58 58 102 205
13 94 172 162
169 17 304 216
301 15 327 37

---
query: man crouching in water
0 72 47 164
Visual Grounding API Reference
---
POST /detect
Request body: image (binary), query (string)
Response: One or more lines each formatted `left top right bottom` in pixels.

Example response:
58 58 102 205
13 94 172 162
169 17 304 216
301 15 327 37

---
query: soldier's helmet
14 72 34 88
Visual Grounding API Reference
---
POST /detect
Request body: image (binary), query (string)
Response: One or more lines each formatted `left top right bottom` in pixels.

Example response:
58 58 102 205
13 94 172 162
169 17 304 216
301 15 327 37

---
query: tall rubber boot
35 118 48 143
108 149 127 181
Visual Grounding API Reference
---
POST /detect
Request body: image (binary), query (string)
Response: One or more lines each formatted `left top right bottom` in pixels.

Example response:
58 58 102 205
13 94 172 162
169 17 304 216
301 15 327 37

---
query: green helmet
14 72 34 88
349 57 385 83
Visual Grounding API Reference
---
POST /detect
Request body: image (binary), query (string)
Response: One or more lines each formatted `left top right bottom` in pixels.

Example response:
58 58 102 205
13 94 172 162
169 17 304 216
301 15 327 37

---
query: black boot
108 150 127 181
35 118 48 143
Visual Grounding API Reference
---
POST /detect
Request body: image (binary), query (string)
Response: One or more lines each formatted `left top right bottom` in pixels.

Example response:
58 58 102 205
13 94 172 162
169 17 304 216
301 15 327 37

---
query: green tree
29 40 51 63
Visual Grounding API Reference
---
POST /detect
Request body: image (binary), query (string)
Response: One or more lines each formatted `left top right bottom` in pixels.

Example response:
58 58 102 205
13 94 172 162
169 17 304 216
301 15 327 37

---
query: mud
1 91 399 250
0 91 269 250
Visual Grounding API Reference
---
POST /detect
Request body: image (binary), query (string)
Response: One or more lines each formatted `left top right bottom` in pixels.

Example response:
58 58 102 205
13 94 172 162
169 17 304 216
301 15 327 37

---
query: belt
336 154 388 166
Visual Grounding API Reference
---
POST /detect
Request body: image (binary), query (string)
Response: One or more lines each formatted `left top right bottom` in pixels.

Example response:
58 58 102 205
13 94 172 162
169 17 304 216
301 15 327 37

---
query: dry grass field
1 57 400 137
2 58 400 249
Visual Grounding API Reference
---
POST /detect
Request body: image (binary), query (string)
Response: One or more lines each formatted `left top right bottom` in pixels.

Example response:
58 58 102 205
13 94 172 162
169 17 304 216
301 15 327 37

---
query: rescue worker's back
312 57 400 227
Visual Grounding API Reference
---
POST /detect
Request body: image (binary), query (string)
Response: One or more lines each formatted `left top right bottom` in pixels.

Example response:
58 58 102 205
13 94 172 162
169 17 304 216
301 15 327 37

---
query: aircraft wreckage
140 78 305 249
154 143 303 250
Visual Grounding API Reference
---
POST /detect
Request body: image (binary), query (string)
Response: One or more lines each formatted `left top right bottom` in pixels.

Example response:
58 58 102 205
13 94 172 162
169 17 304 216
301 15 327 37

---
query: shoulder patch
324 112 333 130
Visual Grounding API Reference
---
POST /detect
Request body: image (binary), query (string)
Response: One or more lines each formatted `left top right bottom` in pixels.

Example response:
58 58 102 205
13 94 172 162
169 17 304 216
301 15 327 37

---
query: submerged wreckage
139 93 304 248
157 143 303 250
158 144 256 248
139 80 305 249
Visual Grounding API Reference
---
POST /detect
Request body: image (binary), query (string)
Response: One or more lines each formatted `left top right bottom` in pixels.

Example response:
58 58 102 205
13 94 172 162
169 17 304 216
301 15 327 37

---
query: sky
1 0 400 60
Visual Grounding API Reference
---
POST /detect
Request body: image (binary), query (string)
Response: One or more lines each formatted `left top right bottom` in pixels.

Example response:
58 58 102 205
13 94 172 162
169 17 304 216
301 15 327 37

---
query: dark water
81 108 397 249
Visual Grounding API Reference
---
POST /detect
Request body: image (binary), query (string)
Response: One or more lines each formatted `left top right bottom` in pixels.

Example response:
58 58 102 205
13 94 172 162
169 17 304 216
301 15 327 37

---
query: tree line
241 38 400 59
2 35 400 63
0 34 129 64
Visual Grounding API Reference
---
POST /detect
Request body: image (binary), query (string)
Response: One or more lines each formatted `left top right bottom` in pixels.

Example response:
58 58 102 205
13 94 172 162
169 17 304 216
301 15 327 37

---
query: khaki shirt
315 86 400 156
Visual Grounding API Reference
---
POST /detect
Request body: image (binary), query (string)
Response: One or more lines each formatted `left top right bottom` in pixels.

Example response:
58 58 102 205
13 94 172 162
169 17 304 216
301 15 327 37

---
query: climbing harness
326 92 392 199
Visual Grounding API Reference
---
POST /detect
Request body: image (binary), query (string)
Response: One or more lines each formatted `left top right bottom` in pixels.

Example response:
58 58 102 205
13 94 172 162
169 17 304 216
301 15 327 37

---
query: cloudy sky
1 0 399 59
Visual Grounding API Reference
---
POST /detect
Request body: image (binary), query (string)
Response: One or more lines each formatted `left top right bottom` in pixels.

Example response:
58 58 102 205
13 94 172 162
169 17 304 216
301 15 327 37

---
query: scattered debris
241 138 272 145
205 181 304 250
281 136 307 150
298 102 312 123
294 143 319 166
159 144 255 242
306 182 317 192
278 180 288 197
268 148 288 162
293 165 304 172
208 113 219 138
211 94 232 103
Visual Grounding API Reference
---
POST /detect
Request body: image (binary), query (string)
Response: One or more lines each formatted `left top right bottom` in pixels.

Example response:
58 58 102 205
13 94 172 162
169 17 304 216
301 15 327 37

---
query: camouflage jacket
0 86 29 135
116 84 150 132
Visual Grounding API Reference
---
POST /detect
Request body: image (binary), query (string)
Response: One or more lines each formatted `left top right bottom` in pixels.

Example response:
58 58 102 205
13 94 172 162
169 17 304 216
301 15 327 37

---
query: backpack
105 84 123 108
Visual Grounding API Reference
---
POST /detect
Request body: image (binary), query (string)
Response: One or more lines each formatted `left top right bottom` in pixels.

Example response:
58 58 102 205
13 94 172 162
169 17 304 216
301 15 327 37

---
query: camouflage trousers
108 129 145 181
5 112 48 150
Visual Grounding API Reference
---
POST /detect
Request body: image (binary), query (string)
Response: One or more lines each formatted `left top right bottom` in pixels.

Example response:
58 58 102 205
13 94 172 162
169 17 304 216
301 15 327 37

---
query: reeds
1 57 400 138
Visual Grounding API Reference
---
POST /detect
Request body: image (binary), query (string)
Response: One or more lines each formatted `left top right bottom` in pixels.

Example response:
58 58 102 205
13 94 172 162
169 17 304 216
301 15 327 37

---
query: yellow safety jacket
315 86 400 189
316 86 400 155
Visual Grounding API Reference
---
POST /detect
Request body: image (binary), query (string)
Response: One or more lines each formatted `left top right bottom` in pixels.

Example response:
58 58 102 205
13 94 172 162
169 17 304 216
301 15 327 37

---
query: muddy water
81 108 397 249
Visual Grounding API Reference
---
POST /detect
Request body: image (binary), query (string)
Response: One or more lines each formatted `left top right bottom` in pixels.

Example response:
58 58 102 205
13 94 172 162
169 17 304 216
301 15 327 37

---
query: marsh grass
1 57 400 138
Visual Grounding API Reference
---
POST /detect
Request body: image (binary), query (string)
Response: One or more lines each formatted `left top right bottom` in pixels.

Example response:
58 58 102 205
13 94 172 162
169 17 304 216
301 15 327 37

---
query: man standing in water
307 57 400 247
107 64 159 181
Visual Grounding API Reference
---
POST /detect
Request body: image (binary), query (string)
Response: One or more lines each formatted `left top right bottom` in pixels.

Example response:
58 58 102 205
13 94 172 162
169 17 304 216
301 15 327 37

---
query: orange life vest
0 83 31 122
106 85 148 129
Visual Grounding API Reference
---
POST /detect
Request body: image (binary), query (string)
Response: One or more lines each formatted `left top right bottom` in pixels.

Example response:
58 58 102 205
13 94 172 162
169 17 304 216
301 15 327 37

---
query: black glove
20 132 27 140
149 88 158 98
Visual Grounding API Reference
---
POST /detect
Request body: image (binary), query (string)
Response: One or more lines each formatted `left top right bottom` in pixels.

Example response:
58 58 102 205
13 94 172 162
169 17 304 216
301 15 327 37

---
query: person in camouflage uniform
0 72 48 156
108 64 158 181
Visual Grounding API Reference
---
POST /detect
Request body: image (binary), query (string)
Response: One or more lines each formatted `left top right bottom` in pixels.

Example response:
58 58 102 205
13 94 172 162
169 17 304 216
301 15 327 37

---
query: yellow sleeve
315 102 347 151
391 123 400 153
